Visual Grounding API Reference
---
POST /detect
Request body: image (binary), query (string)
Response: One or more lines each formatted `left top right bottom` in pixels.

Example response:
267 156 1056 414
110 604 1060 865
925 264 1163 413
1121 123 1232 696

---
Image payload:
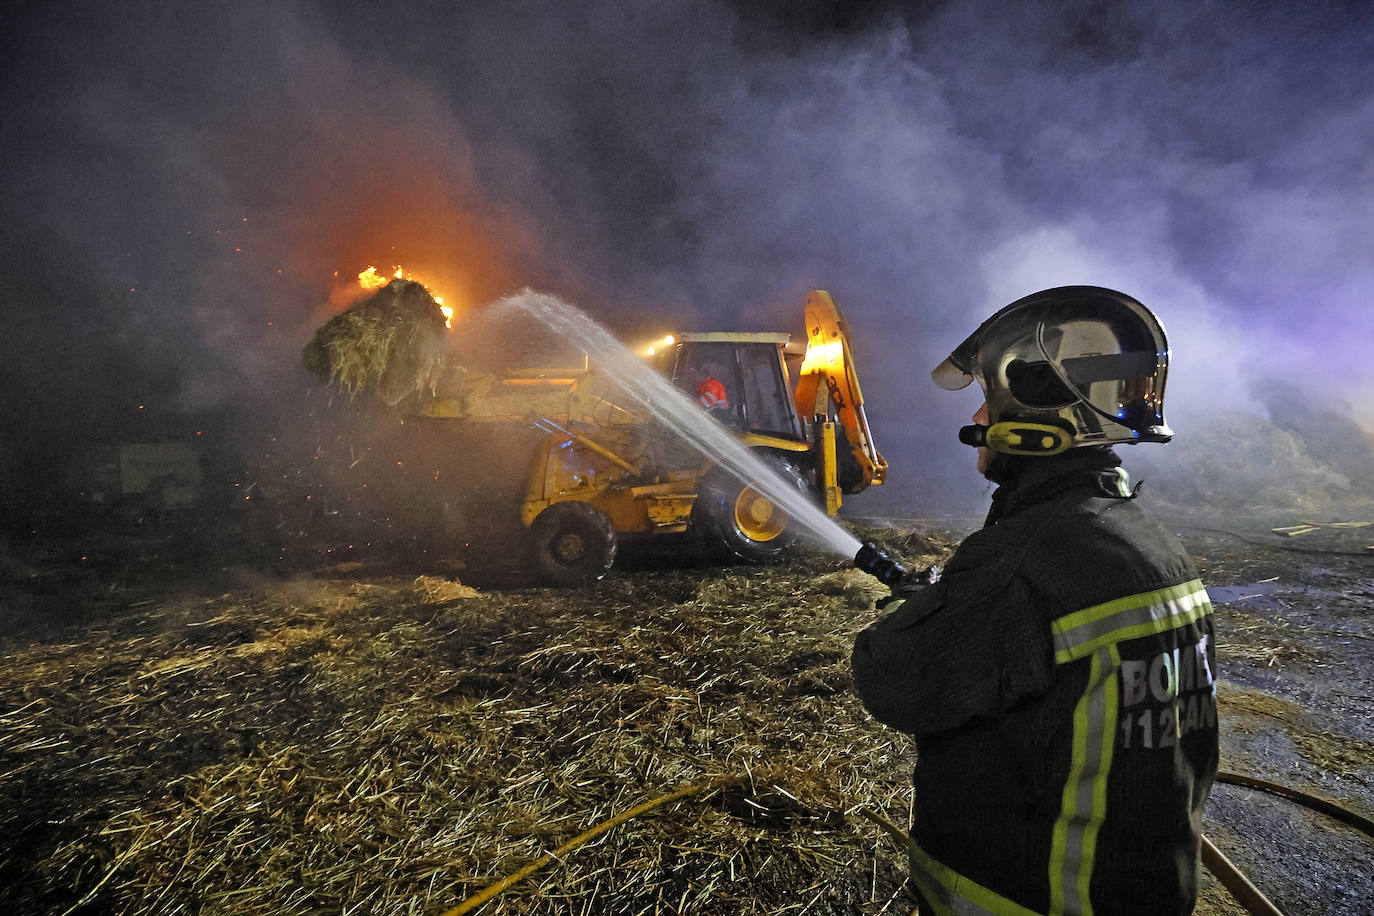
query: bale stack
303 279 449 405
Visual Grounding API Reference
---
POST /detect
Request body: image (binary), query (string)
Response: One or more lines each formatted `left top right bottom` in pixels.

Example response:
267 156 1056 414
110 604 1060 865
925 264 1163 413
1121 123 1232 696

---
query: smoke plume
2 0 1370 521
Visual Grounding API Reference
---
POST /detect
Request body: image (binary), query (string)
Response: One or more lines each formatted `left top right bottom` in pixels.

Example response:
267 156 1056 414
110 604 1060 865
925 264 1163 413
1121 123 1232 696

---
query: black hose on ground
1202 769 1374 916
1201 834 1286 916
1216 770 1374 839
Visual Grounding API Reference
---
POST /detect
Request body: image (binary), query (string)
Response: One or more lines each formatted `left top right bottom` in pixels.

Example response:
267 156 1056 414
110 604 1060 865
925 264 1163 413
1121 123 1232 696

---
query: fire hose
438 769 1374 916
435 755 1374 916
431 752 1374 916
1201 770 1374 916
438 775 743 916
441 546 1369 914
1200 833 1283 916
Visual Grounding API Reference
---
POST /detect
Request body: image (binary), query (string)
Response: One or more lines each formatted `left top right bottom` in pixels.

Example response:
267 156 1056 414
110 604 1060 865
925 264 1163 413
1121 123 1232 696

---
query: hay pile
4 524 1367 913
303 279 450 405
1133 409 1374 527
0 555 928 915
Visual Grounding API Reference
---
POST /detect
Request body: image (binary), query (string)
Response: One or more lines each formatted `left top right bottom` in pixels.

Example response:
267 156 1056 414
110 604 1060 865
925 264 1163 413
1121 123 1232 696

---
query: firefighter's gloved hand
915 564 942 586
875 565 942 610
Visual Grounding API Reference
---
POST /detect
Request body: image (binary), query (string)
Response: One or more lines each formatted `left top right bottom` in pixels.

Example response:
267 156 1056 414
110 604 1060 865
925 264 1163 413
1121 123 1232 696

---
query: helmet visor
930 327 983 391
931 354 975 390
986 296 1168 435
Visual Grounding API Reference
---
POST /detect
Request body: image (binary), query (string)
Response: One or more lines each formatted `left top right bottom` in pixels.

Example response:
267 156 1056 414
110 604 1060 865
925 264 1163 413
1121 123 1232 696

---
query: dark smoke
2 0 1371 526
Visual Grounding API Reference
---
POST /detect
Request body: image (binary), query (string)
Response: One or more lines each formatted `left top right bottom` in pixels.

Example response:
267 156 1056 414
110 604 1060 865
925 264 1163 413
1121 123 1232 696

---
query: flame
357 265 454 328
357 266 388 289
434 295 454 329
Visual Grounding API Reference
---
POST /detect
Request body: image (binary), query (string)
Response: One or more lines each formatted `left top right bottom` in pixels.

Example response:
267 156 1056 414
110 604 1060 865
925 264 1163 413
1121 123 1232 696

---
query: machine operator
684 362 731 415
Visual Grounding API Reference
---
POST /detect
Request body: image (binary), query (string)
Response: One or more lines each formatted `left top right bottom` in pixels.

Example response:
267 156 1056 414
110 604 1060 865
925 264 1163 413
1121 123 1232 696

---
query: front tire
694 457 811 564
529 501 617 586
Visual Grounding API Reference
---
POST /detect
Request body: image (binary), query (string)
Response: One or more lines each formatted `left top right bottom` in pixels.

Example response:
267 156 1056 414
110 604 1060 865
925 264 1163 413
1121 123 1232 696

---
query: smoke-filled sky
3 0 1372 514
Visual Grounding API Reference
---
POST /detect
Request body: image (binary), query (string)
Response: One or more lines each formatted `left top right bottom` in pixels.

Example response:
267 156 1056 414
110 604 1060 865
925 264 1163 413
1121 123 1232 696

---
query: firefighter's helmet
931 286 1172 455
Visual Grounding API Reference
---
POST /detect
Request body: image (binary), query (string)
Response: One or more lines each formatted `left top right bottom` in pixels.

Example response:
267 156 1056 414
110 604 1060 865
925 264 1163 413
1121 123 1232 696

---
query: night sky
3 0 1372 518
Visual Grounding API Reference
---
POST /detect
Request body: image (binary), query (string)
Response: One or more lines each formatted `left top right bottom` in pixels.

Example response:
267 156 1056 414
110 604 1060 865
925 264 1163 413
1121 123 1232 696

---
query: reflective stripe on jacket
697 376 728 409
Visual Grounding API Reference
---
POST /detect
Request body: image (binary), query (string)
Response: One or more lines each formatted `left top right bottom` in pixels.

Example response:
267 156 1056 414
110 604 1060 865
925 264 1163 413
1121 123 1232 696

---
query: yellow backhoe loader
306 286 886 584
407 291 886 584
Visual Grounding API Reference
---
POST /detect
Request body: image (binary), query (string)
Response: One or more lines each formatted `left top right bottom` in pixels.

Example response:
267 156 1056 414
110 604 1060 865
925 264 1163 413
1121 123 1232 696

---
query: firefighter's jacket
852 448 1217 916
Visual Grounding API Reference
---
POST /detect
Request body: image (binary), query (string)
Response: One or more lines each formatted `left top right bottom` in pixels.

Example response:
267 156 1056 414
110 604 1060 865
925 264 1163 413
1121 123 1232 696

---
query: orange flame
434 295 453 329
357 265 389 289
357 265 454 328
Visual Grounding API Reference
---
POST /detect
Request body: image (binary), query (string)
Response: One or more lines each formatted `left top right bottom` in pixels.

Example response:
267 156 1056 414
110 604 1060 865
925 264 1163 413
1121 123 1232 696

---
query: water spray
496 290 867 557
489 291 948 589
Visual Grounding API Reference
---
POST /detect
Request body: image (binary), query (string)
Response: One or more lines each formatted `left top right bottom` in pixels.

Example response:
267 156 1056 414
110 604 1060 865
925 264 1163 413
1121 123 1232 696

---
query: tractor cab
658 333 806 443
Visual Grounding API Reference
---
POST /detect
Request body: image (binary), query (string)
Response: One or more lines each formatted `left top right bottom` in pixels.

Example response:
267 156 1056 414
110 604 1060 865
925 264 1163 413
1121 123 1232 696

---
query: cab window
738 345 800 438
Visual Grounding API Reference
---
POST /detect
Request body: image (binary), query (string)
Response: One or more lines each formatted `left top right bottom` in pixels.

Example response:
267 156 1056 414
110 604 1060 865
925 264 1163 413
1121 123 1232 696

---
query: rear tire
694 457 811 564
529 502 617 586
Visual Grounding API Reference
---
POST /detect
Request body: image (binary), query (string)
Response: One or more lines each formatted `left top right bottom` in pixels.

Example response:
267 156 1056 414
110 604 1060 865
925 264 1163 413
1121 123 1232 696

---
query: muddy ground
0 514 1370 915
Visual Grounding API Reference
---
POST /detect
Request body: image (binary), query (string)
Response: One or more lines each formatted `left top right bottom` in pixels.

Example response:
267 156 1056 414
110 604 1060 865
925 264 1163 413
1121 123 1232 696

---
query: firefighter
852 286 1218 915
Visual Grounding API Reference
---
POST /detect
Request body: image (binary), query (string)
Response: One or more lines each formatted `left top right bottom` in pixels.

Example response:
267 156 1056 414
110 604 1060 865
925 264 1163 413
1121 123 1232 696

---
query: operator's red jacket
696 375 728 410
852 447 1218 916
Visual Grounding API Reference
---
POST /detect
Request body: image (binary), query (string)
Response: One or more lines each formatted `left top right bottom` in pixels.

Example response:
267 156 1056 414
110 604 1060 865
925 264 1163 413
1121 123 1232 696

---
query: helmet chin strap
958 424 988 447
960 420 1075 455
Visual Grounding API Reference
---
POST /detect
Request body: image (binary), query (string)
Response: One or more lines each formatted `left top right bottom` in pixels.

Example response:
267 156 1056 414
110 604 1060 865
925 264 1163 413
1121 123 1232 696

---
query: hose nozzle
854 541 910 589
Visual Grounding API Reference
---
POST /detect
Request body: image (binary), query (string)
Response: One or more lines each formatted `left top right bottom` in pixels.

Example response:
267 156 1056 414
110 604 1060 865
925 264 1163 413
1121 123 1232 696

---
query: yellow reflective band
1082 644 1120 911
1048 644 1121 916
905 840 1042 916
1051 581 1212 664
1056 581 1204 632
1055 611 1208 665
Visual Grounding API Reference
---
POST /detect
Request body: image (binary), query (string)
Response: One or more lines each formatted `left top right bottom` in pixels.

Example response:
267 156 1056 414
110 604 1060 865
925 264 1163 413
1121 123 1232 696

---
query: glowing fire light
357 265 454 328
800 340 845 375
644 333 676 356
357 266 410 288
357 266 389 289
434 295 453 329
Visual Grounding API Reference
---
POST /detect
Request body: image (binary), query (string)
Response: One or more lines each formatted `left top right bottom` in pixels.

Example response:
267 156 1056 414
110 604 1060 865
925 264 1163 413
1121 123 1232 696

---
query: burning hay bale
302 279 449 405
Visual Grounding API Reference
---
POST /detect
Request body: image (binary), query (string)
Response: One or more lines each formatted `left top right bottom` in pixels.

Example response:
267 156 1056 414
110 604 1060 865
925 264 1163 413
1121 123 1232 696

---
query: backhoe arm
418 368 639 427
793 290 888 493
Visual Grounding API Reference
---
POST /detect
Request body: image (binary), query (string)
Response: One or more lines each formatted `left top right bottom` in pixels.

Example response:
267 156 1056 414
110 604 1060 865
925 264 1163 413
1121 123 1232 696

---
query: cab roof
672 332 791 345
